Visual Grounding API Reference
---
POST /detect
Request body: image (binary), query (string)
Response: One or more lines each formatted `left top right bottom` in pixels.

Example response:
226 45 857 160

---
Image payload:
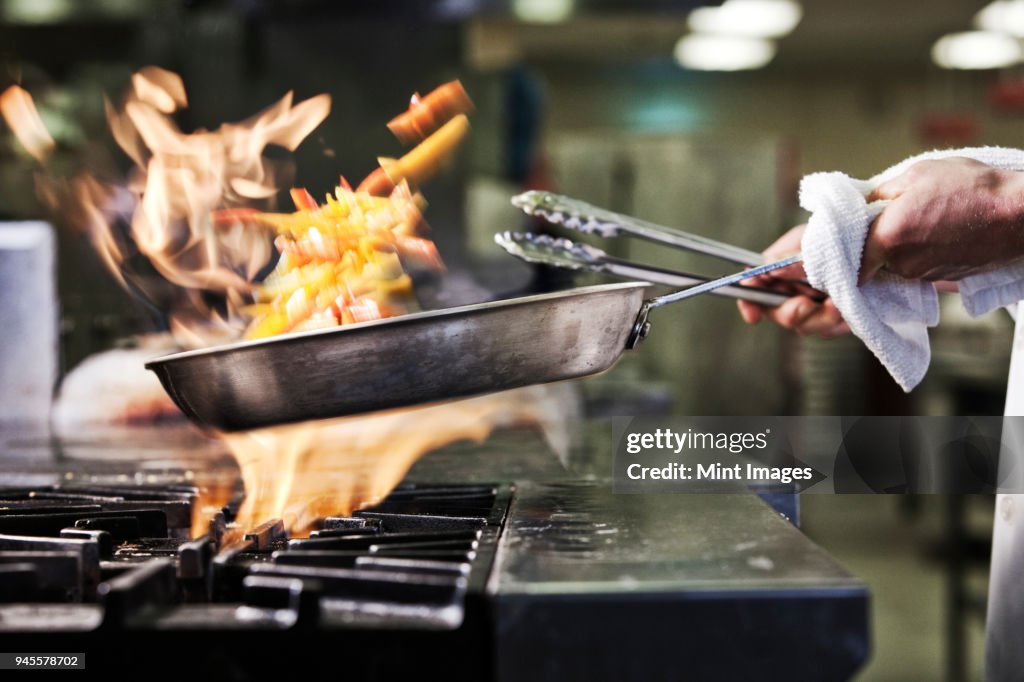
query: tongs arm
511 190 763 266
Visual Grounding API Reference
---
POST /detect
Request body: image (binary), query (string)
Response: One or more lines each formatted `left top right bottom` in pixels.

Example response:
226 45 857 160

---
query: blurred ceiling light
687 0 803 39
513 0 573 24
674 35 777 71
976 0 1024 38
0 0 74 24
931 31 1022 70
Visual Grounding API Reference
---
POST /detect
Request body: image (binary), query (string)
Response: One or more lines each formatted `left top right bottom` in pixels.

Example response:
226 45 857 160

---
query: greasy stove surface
493 482 867 681
0 425 868 681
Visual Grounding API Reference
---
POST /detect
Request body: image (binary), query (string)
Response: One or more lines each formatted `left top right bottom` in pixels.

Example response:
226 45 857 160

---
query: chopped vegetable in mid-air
225 181 442 339
218 80 471 339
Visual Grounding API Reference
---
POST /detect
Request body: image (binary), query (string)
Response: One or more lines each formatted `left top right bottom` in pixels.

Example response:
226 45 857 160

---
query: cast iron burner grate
0 481 508 632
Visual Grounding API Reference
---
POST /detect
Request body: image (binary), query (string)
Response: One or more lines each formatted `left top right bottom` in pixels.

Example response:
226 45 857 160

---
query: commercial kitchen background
0 1 1011 680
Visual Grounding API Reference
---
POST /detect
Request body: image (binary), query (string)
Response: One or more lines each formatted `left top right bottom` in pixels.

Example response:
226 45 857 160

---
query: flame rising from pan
222 387 571 537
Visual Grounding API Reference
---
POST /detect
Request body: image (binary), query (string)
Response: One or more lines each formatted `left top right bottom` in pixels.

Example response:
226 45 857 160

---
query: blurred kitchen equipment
0 221 57 425
146 192 799 432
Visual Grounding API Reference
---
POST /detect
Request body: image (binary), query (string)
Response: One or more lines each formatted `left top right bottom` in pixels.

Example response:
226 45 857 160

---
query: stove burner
0 482 508 632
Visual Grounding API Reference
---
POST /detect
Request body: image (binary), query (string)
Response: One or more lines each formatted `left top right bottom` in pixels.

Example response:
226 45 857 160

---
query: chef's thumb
867 174 909 202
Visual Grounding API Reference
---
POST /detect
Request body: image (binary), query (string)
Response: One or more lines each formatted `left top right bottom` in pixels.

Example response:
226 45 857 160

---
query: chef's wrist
996 169 1024 249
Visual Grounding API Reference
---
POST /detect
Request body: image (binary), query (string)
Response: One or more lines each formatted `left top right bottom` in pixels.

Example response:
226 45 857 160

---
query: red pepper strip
397 236 445 272
290 188 319 211
355 166 395 196
387 80 474 146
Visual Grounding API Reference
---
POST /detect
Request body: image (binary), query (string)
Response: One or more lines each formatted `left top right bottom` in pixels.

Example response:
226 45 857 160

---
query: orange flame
220 386 570 536
2 67 330 347
0 85 56 162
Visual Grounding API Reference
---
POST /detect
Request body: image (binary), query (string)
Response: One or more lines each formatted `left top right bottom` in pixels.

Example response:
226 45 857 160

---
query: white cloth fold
799 146 1024 392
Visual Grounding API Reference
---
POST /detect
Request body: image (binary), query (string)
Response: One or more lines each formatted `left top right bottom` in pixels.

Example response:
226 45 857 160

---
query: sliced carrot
356 114 470 195
384 114 470 187
387 80 474 146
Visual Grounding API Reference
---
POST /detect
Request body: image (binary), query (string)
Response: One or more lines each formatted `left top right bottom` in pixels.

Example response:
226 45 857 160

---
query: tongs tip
495 231 607 271
510 190 553 214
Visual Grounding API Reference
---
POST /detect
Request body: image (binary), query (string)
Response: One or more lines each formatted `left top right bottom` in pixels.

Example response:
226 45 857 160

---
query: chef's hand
862 157 1024 282
739 157 1020 336
736 224 851 338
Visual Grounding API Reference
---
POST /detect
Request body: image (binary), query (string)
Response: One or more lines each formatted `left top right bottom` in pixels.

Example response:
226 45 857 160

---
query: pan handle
604 259 807 306
626 254 805 349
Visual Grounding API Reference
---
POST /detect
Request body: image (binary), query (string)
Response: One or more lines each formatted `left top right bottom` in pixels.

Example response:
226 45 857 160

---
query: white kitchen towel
799 146 1024 392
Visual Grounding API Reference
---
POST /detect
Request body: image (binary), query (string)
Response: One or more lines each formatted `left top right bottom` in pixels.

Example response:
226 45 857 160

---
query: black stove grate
0 482 509 632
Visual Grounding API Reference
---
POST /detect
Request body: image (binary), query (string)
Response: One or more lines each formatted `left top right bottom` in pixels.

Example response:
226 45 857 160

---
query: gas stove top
0 425 869 681
0 481 505 627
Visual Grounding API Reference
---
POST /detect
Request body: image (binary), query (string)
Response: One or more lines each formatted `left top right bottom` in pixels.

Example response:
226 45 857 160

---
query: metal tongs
511 190 767 266
500 191 805 330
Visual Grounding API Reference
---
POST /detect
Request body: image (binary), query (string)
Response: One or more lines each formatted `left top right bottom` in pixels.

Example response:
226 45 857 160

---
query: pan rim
144 281 650 367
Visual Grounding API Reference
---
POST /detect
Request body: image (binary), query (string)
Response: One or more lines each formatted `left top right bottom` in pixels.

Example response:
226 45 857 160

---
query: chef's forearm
993 169 1024 259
